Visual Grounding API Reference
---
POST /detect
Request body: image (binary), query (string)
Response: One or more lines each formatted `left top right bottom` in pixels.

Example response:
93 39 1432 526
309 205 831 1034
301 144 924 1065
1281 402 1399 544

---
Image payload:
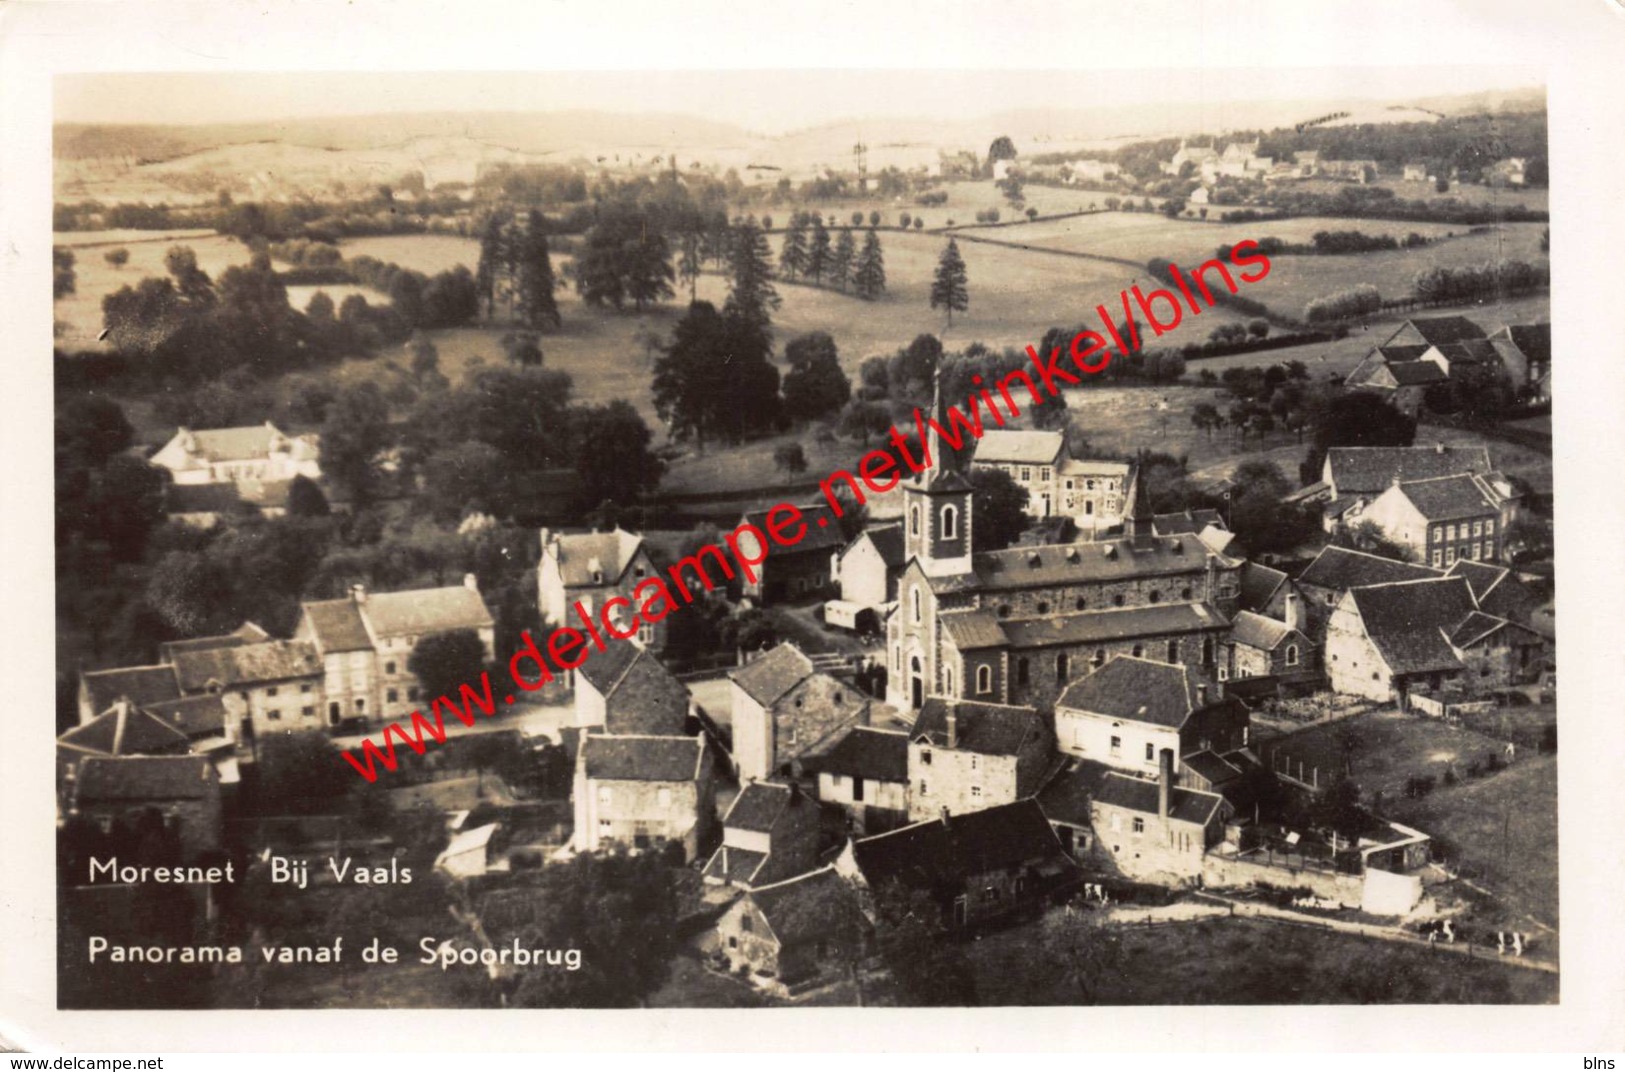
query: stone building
1054 656 1249 778
573 642 690 735
150 422 321 488
730 643 874 782
702 780 822 889
800 725 911 835
906 698 1052 820
572 734 715 862
1090 749 1229 884
711 866 866 988
538 527 666 651
69 755 224 859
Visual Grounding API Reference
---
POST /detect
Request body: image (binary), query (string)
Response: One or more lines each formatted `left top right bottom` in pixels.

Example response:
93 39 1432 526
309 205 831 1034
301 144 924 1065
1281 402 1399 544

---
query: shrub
1303 283 1381 324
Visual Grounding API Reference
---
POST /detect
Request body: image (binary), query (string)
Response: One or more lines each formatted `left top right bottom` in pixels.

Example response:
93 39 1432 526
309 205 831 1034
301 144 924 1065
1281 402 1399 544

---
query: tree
677 227 703 302
986 134 1018 175
871 880 978 1006
1301 391 1417 483
772 442 809 476
501 330 544 367
806 217 832 285
409 629 488 702
1333 519 1415 562
998 174 1025 208
653 300 780 447
576 202 674 311
570 400 665 512
723 219 781 340
514 211 562 329
320 382 392 504
869 211 881 227
852 229 887 301
476 211 509 318
104 247 130 269
421 440 510 521
830 228 856 293
782 331 851 422
408 336 440 381
286 474 330 518
53 246 76 299
1190 402 1223 438
929 239 969 327
778 213 809 281
968 466 1029 552
257 731 353 813
838 398 893 445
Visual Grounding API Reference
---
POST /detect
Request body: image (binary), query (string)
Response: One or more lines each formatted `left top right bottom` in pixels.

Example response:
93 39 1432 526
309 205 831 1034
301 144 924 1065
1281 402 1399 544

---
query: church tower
903 368 974 577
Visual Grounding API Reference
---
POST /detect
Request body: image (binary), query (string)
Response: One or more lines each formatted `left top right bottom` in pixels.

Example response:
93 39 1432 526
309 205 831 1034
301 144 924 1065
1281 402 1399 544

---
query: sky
54 67 1543 134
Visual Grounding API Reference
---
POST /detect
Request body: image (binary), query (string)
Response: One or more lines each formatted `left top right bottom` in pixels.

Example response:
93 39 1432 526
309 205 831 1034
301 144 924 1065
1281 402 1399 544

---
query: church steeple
904 362 974 576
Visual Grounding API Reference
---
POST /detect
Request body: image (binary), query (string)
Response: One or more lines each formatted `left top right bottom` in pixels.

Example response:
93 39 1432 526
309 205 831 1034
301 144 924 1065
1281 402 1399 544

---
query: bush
1303 283 1381 324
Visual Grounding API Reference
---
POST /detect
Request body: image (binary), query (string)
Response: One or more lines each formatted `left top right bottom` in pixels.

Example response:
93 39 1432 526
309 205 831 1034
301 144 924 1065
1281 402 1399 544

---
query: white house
150 422 321 487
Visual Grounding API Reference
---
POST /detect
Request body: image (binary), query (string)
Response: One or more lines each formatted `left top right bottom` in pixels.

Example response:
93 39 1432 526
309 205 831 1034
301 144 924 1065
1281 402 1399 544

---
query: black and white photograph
5 0 1625 1056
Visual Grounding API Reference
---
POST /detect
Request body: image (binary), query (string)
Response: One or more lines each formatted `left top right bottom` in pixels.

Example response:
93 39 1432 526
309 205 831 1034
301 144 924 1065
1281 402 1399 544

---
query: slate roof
1093 771 1225 826
1152 509 1223 536
730 644 815 707
799 725 910 783
574 640 641 694
75 755 216 801
1297 546 1443 592
1433 339 1499 366
1056 656 1197 728
1348 578 1478 676
999 603 1226 651
972 429 1065 466
1445 559 1509 603
159 623 270 662
1495 323 1551 366
1229 611 1295 652
724 781 799 833
579 647 689 734
142 694 231 739
548 528 646 588
1395 474 1498 520
1388 360 1449 386
1403 316 1487 347
939 610 1007 651
1059 457 1129 477
1325 446 1492 495
1181 749 1247 787
362 585 494 638
1450 611 1512 649
1377 345 1432 363
1238 561 1288 613
748 866 862 946
301 598 374 653
972 536 1228 591
58 704 192 756
80 665 182 714
171 639 322 691
857 524 906 568
1035 757 1114 827
742 503 847 556
913 699 1044 756
580 734 704 782
704 847 768 885
181 424 279 462
850 800 1070 890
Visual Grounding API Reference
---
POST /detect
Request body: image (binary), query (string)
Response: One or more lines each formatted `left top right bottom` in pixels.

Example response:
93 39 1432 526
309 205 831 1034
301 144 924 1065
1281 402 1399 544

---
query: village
52 89 1558 1009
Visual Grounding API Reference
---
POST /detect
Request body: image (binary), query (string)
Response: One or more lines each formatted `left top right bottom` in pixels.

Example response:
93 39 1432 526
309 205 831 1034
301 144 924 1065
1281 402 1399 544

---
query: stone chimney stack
945 701 958 750
1158 748 1174 821
349 583 367 605
1205 552 1218 603
463 572 479 592
1285 587 1303 631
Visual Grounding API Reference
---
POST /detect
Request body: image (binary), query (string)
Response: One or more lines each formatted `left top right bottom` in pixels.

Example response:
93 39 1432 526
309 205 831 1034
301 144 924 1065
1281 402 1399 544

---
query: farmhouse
150 422 321 488
1053 656 1249 778
801 724 910 835
572 641 690 735
730 642 873 782
1294 545 1444 641
702 780 822 889
734 503 846 603
834 523 905 611
1351 473 1507 567
1091 750 1230 884
710 866 866 989
1487 322 1552 402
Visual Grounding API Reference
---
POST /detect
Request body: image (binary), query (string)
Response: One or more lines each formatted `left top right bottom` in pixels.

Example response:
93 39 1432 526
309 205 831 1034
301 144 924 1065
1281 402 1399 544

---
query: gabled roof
1093 771 1225 826
1347 578 1477 676
848 523 905 568
1393 474 1499 520
362 585 494 638
301 598 374 653
1056 656 1197 728
166 482 247 515
159 622 270 663
913 699 1045 757
799 725 909 783
1492 323 1551 365
1376 345 1432 363
1297 546 1443 592
142 694 231 739
730 643 815 707
170 640 322 691
171 424 282 463
1387 361 1449 386
580 733 705 782
1229 611 1297 652
1449 611 1513 649
546 528 647 588
1403 316 1487 347
939 610 1007 651
80 665 182 714
1035 757 1114 828
1181 749 1247 788
746 866 862 947
724 781 804 833
437 822 498 864
58 704 192 757
1433 339 1499 366
999 603 1226 651
1152 509 1223 536
972 535 1229 592
972 429 1065 466
578 646 690 735
1444 558 1509 603
1238 561 1288 613
1325 445 1492 495
742 503 847 555
1058 457 1129 477
75 755 215 801
850 800 1070 890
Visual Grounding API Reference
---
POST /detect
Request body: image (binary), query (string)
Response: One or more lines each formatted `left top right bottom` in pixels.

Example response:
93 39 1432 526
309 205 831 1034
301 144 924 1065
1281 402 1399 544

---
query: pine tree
807 217 831 286
929 238 969 327
830 228 856 293
677 228 702 302
853 228 887 301
778 212 809 281
514 211 562 330
723 219 781 338
475 211 508 319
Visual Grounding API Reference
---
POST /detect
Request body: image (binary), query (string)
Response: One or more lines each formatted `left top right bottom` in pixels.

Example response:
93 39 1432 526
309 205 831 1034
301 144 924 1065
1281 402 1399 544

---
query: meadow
53 230 254 351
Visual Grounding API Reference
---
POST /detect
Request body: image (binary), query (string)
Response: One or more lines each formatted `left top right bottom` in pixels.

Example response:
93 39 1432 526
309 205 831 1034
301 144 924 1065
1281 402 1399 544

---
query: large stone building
968 429 1129 529
906 698 1052 820
150 422 321 488
538 527 666 651
886 458 1241 713
730 643 874 782
1352 473 1508 567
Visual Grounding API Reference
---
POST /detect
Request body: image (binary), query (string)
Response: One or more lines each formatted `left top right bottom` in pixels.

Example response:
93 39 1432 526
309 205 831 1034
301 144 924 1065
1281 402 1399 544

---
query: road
328 697 576 749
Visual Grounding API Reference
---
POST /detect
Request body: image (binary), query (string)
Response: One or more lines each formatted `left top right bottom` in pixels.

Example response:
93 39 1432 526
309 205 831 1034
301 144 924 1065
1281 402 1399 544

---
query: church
885 429 1243 713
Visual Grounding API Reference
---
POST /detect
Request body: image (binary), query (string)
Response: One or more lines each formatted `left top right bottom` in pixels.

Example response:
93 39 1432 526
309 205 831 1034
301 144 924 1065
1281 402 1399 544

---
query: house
1488 157 1527 186
1034 757 1113 859
1324 576 1483 703
57 700 193 806
1294 545 1444 640
969 429 1130 527
1355 473 1508 567
799 724 911 835
1343 347 1450 415
734 504 846 603
1403 163 1428 182
1294 150 1322 177
1313 443 1502 529
435 822 503 879
835 523 906 611
889 460 1241 714
572 733 715 862
1164 140 1219 177
1445 559 1544 628
1090 749 1229 883
1054 656 1249 777
1487 323 1552 402
572 642 689 735
1237 560 1291 617
1228 608 1316 683
167 637 325 742
1216 141 1269 178
68 755 223 859
1320 159 1378 183
538 527 665 650
149 422 321 488
1184 186 1212 217
702 780 822 889
730 643 873 782
297 576 495 725
907 698 1052 820
835 799 1078 930
711 866 867 988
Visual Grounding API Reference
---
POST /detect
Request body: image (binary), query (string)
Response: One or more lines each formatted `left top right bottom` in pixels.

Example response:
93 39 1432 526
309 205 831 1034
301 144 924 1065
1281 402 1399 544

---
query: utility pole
853 141 869 195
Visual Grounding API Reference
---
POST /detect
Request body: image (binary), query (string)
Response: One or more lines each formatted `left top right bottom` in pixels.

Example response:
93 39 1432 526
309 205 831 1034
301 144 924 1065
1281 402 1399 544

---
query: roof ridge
747 863 838 895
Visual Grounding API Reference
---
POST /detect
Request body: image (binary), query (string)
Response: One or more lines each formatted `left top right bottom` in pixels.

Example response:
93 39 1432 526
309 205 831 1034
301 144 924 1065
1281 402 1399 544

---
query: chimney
1285 587 1303 631
350 583 367 604
940 805 952 828
788 780 804 805
1158 748 1174 821
463 572 479 592
540 528 552 555
1436 441 1446 454
945 701 958 750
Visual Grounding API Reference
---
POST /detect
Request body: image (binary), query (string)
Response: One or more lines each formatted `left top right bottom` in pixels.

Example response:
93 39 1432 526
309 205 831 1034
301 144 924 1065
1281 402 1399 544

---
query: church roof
971 535 1225 592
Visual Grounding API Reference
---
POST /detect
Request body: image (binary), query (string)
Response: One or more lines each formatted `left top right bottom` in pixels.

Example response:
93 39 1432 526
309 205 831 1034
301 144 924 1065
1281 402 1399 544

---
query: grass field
1264 709 1516 802
53 230 254 351
968 913 1555 1004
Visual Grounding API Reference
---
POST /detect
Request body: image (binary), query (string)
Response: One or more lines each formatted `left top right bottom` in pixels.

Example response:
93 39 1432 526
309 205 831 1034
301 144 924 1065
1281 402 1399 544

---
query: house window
919 780 929 795
910 505 921 536
1473 520 1483 537
920 749 932 766
728 936 739 950
301 683 312 694
894 644 901 671
912 588 922 624
1132 817 1145 835
1167 640 1179 663
741 916 753 933
997 604 1012 618
1041 467 1052 482
1446 523 1457 541
944 665 956 696
1180 587 1192 600
1075 597 1086 610
658 788 672 808
1432 549 1443 567
1016 657 1030 687
267 686 278 697
1485 519 1495 534
267 709 281 721
1202 638 1214 664
329 701 341 719
1286 644 1300 667
1087 480 1096 491
1148 590 1161 604
853 776 865 802
1110 735 1122 756
638 623 654 647
1145 742 1155 761
1433 525 1444 541
1445 548 1456 564
976 665 992 694
1020 467 1032 482
971 786 982 798
302 706 314 718
354 698 365 713
1113 594 1125 608
941 505 959 540
598 787 612 806
1036 601 1050 615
